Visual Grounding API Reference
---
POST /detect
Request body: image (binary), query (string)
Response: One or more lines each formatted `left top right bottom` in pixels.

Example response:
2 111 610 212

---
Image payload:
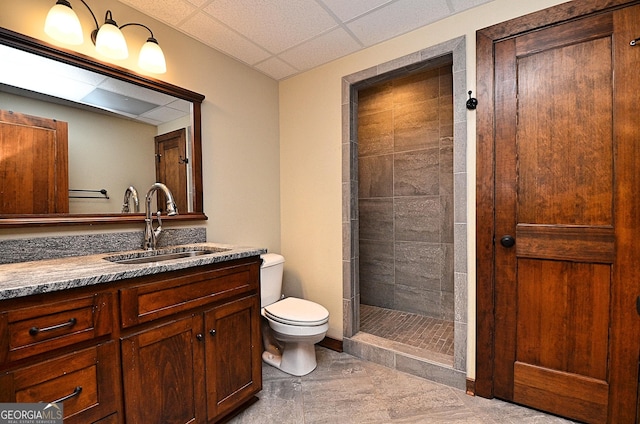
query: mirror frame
0 27 207 227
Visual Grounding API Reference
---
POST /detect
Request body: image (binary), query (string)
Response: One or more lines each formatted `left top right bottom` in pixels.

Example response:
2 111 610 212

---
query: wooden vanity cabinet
0 255 263 424
119 256 263 424
205 294 261 421
0 342 120 424
0 291 118 423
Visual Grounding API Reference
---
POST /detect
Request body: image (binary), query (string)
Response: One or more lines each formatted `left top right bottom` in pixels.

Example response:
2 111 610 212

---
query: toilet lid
264 297 329 326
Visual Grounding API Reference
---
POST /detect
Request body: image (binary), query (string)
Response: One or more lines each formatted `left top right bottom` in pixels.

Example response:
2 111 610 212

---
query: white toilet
260 253 329 376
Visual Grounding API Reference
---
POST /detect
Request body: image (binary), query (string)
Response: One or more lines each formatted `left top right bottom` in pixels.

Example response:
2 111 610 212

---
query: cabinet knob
209 329 216 337
196 333 203 342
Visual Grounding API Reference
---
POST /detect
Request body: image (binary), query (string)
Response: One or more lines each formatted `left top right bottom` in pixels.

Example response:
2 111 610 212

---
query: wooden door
0 109 68 214
155 128 188 213
476 3 640 423
121 316 205 424
204 295 261 422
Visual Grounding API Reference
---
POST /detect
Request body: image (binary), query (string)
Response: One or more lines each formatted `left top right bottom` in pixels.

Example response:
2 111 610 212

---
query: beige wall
279 0 571 374
0 0 281 252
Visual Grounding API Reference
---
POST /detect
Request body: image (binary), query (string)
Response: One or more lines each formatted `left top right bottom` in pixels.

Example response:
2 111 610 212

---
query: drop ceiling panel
347 0 451 46
180 12 271 65
254 57 298 81
318 0 395 21
278 28 361 71
203 0 338 53
118 0 197 26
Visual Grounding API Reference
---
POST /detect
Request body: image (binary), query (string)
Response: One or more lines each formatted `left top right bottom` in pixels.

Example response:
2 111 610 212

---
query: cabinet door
121 315 205 424
205 295 261 422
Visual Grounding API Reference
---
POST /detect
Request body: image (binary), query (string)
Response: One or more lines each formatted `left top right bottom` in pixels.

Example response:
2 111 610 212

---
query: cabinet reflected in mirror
0 27 205 227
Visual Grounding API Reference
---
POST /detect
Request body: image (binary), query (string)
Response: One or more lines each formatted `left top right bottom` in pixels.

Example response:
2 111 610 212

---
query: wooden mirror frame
0 27 207 227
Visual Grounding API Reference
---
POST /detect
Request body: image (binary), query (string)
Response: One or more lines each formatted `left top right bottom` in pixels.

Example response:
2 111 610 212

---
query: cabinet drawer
0 342 119 424
0 293 112 363
120 260 259 328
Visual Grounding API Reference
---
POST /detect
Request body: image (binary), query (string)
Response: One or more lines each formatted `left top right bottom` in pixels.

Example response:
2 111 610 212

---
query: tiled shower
343 37 468 389
357 65 454 323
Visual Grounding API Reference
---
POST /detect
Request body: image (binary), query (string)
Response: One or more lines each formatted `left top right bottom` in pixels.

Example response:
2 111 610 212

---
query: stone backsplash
0 227 206 264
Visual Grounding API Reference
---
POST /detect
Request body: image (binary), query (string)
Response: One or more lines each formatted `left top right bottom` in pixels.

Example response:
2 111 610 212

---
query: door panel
490 6 640 423
155 128 188 213
0 110 68 214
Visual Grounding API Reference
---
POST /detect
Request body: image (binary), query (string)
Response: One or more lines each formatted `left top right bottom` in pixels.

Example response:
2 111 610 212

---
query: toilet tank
260 253 285 307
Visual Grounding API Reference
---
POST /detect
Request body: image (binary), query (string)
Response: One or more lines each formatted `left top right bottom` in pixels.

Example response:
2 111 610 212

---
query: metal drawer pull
50 386 82 404
29 318 77 336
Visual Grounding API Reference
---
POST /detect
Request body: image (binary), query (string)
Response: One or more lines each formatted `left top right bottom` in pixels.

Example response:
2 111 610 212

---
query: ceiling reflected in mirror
0 43 189 126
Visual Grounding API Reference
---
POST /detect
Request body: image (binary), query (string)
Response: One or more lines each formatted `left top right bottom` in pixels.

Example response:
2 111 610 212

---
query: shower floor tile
360 304 454 359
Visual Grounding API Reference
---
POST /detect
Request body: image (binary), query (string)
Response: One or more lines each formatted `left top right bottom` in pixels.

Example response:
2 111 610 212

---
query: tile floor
229 346 577 423
360 304 455 358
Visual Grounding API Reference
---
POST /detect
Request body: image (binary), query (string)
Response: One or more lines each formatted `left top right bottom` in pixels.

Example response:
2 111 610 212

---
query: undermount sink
105 247 230 265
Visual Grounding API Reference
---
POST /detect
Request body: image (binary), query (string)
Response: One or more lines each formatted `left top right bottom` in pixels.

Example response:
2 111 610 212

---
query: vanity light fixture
44 0 167 74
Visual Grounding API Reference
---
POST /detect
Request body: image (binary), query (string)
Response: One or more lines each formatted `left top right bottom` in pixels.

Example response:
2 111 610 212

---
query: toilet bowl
260 254 329 376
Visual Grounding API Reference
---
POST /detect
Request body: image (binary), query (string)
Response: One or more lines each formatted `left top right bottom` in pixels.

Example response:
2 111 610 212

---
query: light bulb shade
95 23 128 60
44 1 83 45
138 38 166 74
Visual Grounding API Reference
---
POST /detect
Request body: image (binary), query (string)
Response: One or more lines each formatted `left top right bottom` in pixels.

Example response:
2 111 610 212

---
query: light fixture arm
119 22 156 40
73 0 100 34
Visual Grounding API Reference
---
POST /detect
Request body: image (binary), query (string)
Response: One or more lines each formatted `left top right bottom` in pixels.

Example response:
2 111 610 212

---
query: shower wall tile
392 69 440 105
394 284 438 316
439 66 453 96
439 95 454 127
454 223 467 274
454 172 467 224
359 198 393 240
360 239 394 285
359 81 392 116
393 99 439 152
395 242 442 292
454 271 467 323
441 195 454 243
394 196 440 242
441 291 455 321
453 122 466 173
361 282 395 309
359 154 393 198
393 148 439 196
439 140 454 195
454 322 467 372
358 110 394 156
441 243 455 293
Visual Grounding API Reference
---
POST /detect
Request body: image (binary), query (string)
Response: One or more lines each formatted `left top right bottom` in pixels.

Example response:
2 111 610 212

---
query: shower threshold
359 304 454 367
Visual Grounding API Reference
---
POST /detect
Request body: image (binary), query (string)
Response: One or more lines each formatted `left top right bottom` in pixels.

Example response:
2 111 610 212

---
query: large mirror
0 27 206 227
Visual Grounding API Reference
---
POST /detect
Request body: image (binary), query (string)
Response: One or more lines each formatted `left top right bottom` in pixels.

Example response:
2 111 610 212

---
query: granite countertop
0 243 266 301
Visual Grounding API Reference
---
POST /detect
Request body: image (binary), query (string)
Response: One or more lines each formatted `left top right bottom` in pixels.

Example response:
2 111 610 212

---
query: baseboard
466 378 476 396
318 336 343 352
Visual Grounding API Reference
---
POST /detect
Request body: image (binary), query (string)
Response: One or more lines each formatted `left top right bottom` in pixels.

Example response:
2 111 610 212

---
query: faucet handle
155 210 162 226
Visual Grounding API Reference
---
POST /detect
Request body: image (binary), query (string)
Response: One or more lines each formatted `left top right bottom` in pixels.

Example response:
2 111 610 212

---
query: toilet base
262 341 318 376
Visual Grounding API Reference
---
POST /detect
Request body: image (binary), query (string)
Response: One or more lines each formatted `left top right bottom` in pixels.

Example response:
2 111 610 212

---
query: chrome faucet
143 183 178 250
121 186 140 213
